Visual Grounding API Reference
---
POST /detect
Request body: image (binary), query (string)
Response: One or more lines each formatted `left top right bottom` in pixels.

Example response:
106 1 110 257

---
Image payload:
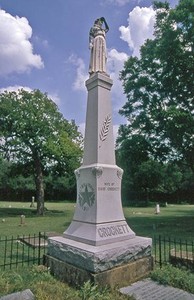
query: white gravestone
47 18 152 285
63 72 135 246
155 204 160 214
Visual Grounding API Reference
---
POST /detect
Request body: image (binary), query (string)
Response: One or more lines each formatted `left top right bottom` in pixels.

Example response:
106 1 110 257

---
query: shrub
151 264 194 294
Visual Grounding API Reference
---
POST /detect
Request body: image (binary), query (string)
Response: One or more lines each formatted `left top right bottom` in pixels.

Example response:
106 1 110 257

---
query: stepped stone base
44 255 153 288
44 235 153 287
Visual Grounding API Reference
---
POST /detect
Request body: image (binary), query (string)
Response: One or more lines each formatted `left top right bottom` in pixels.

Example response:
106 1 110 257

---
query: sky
0 0 179 138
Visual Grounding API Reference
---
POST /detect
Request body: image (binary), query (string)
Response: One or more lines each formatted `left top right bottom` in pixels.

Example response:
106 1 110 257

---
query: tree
0 89 83 215
119 0 194 168
0 156 11 189
133 160 164 203
116 132 151 202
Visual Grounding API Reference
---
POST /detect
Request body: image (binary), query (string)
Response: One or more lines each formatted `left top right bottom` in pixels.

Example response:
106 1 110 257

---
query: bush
151 264 194 294
0 266 132 300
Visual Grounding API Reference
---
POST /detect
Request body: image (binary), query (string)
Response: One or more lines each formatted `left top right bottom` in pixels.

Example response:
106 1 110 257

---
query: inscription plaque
98 182 120 192
98 224 129 238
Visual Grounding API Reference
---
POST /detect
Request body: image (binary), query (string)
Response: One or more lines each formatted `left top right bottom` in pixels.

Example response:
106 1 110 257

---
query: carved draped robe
89 27 107 75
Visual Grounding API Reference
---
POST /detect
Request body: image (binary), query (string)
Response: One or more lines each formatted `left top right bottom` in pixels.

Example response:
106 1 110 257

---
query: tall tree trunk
34 155 44 215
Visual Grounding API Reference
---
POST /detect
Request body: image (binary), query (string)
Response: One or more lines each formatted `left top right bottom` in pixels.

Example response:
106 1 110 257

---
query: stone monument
45 17 153 288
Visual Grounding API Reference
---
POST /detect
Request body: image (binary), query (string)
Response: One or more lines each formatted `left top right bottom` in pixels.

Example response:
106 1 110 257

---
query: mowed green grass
124 204 194 241
0 201 194 241
0 201 75 237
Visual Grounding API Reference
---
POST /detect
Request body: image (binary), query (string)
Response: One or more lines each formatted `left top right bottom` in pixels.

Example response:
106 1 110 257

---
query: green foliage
0 265 80 300
0 89 83 214
79 281 131 300
118 0 194 201
79 281 109 300
134 160 163 191
151 264 194 294
119 0 194 163
0 157 11 188
0 266 131 300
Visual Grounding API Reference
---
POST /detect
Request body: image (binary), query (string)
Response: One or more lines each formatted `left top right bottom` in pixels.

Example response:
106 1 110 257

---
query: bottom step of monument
44 235 153 288
44 254 153 288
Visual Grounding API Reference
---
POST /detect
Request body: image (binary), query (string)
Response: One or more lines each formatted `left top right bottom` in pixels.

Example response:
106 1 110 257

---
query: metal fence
153 235 194 271
0 232 47 270
1 233 194 272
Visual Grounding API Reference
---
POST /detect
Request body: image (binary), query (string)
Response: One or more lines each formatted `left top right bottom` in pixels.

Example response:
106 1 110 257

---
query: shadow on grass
126 213 194 241
0 207 65 218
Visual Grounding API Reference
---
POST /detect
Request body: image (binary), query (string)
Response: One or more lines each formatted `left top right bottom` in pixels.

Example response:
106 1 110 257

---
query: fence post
153 236 156 265
159 235 162 268
38 232 41 265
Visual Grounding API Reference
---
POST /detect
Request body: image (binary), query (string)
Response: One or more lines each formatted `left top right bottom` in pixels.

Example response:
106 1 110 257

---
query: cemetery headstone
155 204 160 214
45 17 153 287
0 289 34 300
20 214 25 226
30 196 35 208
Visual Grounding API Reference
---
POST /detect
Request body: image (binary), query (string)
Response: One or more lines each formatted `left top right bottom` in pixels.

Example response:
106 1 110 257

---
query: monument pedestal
45 70 153 287
45 235 153 287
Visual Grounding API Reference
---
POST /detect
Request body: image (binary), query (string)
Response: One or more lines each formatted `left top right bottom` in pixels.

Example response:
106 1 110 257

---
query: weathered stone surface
45 255 153 288
0 289 34 300
47 235 152 273
120 279 194 300
46 21 153 289
63 72 136 247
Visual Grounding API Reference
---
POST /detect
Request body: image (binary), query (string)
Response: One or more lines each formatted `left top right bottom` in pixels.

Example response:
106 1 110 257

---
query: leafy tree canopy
0 89 83 214
119 0 194 168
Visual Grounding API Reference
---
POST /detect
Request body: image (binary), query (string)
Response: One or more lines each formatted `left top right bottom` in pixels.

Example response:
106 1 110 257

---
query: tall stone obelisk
63 71 135 246
46 17 152 287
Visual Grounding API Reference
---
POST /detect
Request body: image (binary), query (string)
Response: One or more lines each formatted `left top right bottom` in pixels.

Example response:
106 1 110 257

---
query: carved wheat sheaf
99 114 111 143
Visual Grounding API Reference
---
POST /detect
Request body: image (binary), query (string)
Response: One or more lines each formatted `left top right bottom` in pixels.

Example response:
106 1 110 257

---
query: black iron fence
1 233 194 272
153 235 194 271
0 232 47 270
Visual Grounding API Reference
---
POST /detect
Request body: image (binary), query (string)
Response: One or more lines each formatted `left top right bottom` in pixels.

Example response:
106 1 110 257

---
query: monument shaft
63 72 135 246
46 18 152 287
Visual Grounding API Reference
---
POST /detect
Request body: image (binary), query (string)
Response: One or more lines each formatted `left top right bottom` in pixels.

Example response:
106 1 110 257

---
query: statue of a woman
89 17 109 76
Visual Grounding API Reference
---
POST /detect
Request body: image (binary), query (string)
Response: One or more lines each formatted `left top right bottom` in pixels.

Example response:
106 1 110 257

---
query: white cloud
0 85 32 93
0 85 60 105
69 48 128 114
105 0 131 5
102 0 143 6
119 6 156 57
113 124 119 144
0 9 44 76
49 93 60 105
107 48 128 111
33 35 49 48
78 122 85 137
72 50 127 143
107 48 128 94
68 54 88 92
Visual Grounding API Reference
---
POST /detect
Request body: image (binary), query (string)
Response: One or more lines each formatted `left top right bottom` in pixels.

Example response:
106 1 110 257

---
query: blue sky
0 0 178 138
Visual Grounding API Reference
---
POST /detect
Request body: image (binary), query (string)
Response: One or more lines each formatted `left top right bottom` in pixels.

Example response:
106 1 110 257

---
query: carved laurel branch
99 114 111 143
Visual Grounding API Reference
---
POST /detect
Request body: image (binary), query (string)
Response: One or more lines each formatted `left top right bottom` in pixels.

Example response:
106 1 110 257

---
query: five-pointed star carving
80 184 94 206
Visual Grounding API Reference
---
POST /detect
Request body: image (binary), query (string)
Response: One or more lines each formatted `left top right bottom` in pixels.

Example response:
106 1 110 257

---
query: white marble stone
89 18 109 76
48 20 152 278
48 235 152 273
63 73 135 246
83 73 115 165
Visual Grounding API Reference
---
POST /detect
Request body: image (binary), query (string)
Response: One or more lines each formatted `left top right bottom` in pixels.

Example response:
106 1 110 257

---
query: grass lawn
0 201 193 299
0 201 74 237
124 204 194 241
0 201 193 241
